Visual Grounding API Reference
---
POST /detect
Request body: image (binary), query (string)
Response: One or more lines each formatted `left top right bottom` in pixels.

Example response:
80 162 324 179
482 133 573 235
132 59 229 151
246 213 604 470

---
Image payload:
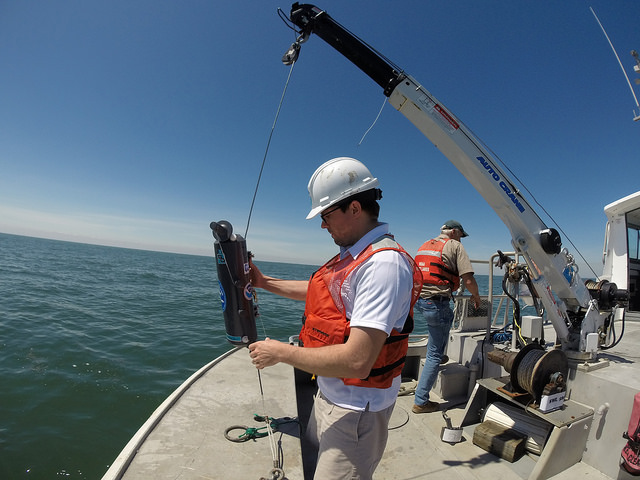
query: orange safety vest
299 235 422 388
415 237 460 290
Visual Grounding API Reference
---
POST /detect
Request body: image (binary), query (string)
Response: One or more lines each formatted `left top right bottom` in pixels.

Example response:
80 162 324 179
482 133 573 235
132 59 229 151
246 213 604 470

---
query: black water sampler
210 220 258 346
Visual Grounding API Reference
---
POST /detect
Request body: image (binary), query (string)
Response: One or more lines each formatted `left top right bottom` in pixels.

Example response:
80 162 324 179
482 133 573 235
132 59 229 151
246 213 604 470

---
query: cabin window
629 224 640 261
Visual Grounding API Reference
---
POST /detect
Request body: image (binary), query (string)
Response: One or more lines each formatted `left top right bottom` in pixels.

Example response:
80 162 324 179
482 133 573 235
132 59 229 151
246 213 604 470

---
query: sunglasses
320 205 342 223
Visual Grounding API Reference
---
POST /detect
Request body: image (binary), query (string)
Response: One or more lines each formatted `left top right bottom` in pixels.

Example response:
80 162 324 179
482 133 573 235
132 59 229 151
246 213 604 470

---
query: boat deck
103 348 307 479
103 314 640 480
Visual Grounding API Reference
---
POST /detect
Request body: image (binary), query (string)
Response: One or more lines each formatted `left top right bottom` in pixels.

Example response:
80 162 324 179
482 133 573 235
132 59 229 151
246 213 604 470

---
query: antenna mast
590 7 640 121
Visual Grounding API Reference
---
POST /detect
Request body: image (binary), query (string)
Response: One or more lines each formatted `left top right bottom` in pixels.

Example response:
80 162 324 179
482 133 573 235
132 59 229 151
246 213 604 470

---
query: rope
224 411 299 479
223 415 298 442
258 371 281 475
358 97 386 145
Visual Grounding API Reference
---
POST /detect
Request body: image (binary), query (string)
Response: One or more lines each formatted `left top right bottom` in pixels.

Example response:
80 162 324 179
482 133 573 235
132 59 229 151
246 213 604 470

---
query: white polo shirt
317 223 414 412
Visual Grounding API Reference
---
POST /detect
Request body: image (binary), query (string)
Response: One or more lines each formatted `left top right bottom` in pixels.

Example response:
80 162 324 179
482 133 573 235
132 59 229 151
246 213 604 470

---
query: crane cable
253 58 297 479
242 22 306 479
243 37 301 240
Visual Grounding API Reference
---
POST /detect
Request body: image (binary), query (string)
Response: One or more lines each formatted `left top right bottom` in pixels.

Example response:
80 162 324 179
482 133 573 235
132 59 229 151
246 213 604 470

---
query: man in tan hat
412 220 481 413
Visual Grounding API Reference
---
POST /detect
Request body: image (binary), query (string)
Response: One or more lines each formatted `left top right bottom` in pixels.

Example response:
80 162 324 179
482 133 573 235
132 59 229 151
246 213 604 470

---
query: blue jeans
414 297 453 406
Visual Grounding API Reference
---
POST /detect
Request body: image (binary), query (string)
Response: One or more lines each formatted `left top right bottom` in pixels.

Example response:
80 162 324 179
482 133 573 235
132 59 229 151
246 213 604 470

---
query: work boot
412 401 439 414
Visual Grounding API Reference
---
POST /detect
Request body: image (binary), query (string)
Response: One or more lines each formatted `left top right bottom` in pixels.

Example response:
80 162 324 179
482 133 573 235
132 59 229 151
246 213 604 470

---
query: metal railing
452 251 535 341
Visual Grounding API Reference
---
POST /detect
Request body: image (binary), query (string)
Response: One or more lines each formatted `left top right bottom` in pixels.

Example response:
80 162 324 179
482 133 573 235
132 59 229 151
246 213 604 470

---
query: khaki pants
306 391 395 480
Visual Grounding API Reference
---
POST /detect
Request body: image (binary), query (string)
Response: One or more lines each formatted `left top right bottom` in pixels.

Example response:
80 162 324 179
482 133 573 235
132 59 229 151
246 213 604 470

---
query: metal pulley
585 279 628 309
260 466 285 480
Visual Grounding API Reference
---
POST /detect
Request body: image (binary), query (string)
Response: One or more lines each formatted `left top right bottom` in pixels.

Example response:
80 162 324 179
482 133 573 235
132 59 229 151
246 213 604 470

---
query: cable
242 24 299 475
244 59 297 239
445 104 601 280
277 7 298 32
257 370 284 477
358 97 386 145
502 273 526 348
601 309 626 350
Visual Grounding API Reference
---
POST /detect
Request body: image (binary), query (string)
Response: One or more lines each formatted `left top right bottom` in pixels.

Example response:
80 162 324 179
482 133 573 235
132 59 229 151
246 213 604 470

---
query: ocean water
0 233 497 479
0 233 315 479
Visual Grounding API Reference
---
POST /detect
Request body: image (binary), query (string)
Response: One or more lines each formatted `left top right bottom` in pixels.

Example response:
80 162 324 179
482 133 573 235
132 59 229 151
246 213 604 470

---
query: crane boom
287 3 624 356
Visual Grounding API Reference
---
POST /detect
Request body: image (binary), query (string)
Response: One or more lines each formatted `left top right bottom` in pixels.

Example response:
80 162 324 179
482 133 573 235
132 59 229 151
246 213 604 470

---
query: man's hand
248 258 308 301
249 337 283 370
249 258 266 289
471 294 482 309
247 327 387 379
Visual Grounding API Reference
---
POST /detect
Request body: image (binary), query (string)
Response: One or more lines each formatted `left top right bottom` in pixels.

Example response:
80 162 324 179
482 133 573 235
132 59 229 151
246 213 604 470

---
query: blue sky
1 1 638 276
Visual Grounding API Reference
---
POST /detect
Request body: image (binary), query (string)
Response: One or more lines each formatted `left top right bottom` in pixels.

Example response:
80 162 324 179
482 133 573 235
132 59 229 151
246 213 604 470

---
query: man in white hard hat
412 220 481 414
249 157 421 480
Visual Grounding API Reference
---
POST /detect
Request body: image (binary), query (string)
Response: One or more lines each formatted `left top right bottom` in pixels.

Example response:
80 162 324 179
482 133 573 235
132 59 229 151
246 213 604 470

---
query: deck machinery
284 1 630 446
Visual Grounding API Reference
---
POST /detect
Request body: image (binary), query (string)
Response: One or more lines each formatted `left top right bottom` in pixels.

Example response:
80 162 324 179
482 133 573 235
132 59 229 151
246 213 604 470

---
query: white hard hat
306 157 380 219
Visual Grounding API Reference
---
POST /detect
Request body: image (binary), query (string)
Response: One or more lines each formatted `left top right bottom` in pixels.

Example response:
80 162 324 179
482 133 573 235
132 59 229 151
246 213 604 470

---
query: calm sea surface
0 233 318 479
0 233 493 479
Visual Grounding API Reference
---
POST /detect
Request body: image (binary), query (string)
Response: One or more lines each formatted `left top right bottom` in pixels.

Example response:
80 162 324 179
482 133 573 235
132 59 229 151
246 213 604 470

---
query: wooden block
472 420 527 462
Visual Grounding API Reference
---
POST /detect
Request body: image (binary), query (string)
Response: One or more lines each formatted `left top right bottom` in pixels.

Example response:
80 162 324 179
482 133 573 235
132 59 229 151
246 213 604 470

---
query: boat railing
451 251 535 338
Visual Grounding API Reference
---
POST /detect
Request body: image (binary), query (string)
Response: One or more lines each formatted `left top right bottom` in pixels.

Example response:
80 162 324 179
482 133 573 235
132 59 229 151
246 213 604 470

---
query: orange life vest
299 235 422 389
415 237 460 290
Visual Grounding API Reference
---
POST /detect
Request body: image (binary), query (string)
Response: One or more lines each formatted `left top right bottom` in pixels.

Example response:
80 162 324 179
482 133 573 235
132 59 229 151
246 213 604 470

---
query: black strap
400 313 414 334
428 261 457 287
367 355 406 378
429 261 456 276
384 333 408 344
429 272 452 284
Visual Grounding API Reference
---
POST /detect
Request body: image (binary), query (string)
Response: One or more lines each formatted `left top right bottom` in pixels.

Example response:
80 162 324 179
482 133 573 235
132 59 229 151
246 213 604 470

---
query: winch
487 344 568 413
